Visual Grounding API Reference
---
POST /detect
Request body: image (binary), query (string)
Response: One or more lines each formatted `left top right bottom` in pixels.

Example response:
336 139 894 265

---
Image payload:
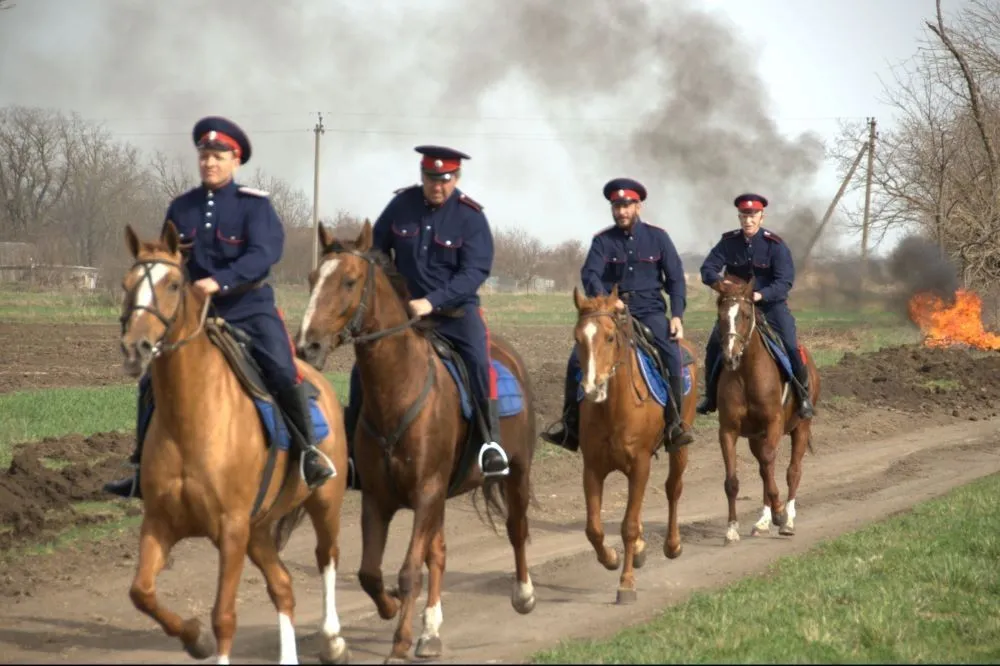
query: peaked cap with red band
734 192 768 211
192 116 252 165
415 145 470 181
603 177 647 203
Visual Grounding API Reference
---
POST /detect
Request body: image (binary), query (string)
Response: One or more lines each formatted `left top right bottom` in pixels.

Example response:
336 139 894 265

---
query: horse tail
272 504 309 552
472 477 509 535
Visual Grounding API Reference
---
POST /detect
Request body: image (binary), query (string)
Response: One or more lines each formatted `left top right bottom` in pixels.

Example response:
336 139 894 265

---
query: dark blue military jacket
371 185 493 310
581 220 687 318
699 228 794 304
165 180 284 319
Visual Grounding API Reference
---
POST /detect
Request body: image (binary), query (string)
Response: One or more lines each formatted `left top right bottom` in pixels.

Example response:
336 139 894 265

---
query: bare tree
148 150 194 204
537 239 586 291
244 167 312 228
493 227 544 291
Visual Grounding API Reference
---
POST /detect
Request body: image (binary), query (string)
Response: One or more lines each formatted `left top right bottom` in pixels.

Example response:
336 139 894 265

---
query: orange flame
908 289 1000 350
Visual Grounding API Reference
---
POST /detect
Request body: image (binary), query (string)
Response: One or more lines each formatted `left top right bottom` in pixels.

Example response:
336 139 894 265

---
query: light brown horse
713 275 820 544
119 222 350 665
296 221 538 663
572 285 697 604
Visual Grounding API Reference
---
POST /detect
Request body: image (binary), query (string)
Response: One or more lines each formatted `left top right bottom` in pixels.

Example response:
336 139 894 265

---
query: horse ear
125 224 141 258
609 283 619 302
573 286 586 312
357 219 373 251
161 220 180 255
745 275 756 294
318 222 335 253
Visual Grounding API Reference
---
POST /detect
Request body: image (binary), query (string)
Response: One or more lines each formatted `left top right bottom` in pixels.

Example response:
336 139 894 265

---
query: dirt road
3 410 998 664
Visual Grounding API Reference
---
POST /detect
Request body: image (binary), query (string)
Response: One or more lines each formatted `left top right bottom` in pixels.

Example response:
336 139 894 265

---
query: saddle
630 316 695 379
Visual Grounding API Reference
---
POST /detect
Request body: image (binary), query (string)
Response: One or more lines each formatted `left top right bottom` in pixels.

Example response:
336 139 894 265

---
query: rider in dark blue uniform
341 145 508 489
541 178 694 451
696 193 815 419
104 116 335 499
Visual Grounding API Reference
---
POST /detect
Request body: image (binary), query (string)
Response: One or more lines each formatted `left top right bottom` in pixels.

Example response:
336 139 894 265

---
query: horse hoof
750 525 770 537
384 657 407 665
772 510 788 528
182 621 216 661
320 636 350 664
616 588 637 605
415 636 443 659
633 547 647 570
724 534 740 546
664 543 683 560
779 525 795 537
602 551 620 571
512 592 536 615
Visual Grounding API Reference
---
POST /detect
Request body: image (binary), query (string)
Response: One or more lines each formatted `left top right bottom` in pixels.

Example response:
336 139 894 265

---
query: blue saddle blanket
252 397 331 452
441 358 524 421
576 346 692 407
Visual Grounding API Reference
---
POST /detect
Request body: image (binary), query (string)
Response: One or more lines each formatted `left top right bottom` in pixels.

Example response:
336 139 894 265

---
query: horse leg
212 519 251 664
583 464 619 570
752 424 786 529
246 528 299 665
130 518 216 659
720 428 741 544
505 461 536 614
357 491 400 622
387 491 444 663
617 456 652 605
663 445 689 559
305 488 350 664
414 528 446 660
748 435 773 537
781 422 811 536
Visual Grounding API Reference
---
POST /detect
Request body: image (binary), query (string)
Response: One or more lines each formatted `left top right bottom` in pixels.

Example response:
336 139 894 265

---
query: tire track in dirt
2 416 997 664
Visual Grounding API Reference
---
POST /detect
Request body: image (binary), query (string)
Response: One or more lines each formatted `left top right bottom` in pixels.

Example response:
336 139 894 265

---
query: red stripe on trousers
479 307 498 400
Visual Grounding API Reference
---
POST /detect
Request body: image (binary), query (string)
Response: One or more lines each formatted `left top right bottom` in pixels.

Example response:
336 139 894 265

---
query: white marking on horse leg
581 322 599 397
278 612 299 665
512 574 536 614
299 258 340 347
753 505 772 534
725 302 739 357
786 498 797 530
319 564 347 662
216 656 230 665
725 520 741 543
419 601 443 641
131 263 170 324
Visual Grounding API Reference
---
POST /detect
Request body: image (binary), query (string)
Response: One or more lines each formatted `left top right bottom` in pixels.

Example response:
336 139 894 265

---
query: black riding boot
103 378 153 499
278 384 335 490
539 373 580 451
793 366 815 420
665 375 695 450
696 368 718 415
479 399 510 478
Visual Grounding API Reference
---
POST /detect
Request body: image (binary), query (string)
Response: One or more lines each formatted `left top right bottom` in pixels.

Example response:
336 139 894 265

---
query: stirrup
478 441 510 477
300 446 337 486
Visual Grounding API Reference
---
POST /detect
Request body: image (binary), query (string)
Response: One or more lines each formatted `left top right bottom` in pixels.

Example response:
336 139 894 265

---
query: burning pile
907 289 1000 351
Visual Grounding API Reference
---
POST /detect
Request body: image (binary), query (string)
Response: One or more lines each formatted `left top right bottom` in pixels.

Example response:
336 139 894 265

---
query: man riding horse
541 177 694 451
696 192 815 419
103 116 335 498
341 145 510 486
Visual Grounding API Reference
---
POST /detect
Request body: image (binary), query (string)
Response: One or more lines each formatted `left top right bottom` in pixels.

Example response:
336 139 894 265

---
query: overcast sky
0 0 965 258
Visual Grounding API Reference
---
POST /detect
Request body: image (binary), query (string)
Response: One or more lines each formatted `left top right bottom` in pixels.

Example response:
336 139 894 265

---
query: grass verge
533 473 1000 664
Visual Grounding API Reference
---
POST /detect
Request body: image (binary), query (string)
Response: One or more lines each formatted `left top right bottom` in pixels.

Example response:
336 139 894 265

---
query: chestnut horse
572 286 696 604
119 223 350 665
296 221 538 663
713 276 820 544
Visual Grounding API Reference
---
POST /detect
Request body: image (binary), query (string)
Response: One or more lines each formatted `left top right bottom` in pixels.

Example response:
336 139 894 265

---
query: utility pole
799 141 868 272
860 117 877 283
311 111 325 271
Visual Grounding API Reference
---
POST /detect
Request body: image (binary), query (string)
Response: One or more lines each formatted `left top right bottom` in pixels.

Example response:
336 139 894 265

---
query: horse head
119 221 191 378
572 284 627 403
716 275 757 372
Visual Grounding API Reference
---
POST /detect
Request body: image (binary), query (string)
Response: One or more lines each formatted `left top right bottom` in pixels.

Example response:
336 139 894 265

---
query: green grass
533 473 1000 665
0 373 349 468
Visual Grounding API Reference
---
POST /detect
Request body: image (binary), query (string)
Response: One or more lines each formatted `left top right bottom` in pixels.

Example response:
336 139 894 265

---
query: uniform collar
423 188 460 210
202 180 238 197
615 218 644 237
742 227 762 243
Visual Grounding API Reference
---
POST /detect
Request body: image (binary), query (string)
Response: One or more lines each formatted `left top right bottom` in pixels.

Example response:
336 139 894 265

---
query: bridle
320 247 422 347
120 258 207 357
577 307 648 403
719 293 757 357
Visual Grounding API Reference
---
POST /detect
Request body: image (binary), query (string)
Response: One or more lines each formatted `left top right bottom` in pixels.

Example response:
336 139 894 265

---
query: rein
718 293 758 356
329 248 422 346
120 258 209 357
